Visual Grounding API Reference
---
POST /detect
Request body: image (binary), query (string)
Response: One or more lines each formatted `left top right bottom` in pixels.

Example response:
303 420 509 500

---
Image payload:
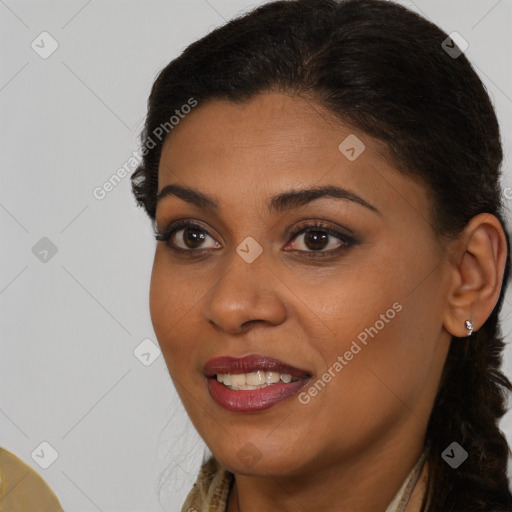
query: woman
131 0 512 510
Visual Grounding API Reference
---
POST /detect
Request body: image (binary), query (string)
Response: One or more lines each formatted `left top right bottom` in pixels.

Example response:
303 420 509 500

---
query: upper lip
203 354 310 379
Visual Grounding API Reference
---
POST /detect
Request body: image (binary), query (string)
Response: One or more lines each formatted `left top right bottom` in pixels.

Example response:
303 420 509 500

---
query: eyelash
154 220 356 259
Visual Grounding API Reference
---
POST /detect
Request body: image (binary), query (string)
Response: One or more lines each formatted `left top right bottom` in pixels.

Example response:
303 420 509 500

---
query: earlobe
443 213 508 339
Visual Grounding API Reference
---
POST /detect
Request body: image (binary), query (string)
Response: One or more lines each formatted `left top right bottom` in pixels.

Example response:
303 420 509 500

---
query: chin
209 435 314 478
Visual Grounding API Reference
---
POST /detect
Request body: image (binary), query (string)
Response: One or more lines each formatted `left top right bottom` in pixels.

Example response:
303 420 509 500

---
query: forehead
160 93 385 162
156 93 431 228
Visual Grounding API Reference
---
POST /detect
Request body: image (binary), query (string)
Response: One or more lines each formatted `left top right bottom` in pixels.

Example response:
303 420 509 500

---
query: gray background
1 0 511 510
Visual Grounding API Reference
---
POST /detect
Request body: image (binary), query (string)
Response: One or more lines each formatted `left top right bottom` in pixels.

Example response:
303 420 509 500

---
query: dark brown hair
131 1 512 509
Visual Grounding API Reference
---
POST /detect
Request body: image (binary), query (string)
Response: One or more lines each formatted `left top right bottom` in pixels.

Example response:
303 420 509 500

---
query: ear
443 213 508 338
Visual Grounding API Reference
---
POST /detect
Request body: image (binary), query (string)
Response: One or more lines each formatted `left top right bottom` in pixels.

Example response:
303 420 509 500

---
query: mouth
203 354 311 412
215 370 298 390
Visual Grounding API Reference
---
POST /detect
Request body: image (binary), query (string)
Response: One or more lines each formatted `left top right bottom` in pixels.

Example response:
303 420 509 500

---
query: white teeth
229 374 246 387
216 374 232 385
216 371 295 389
266 371 280 384
246 370 265 385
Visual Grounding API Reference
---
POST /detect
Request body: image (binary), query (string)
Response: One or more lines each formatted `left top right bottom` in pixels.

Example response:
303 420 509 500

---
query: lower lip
208 377 309 412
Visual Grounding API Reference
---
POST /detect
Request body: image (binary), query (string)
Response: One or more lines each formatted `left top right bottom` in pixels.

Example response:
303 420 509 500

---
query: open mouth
204 355 311 412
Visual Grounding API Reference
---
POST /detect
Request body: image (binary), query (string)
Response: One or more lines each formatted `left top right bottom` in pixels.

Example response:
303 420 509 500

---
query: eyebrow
156 184 380 215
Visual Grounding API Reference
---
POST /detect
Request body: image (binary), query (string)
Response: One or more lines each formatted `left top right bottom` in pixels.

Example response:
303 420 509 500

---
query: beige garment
181 450 428 512
0 447 64 512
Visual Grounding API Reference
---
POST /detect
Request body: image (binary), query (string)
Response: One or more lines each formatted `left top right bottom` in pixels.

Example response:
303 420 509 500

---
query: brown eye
155 221 220 252
302 231 329 251
287 223 353 254
177 226 207 249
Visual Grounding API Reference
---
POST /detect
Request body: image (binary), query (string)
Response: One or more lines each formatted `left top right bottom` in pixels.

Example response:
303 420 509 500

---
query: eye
285 221 355 256
155 220 220 252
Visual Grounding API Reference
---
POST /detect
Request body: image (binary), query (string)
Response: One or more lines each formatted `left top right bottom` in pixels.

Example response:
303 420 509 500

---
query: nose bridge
204 240 287 332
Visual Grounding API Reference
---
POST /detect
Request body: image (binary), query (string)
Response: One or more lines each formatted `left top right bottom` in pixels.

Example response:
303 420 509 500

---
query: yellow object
0 447 64 512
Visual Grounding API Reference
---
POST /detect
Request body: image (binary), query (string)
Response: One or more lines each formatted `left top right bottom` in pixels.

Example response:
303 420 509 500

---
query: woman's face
150 92 454 477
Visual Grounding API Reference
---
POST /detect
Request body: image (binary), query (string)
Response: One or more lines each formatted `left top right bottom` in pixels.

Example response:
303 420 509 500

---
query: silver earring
465 320 474 337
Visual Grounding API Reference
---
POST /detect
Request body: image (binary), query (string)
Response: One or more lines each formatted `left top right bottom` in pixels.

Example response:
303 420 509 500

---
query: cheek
149 257 173 340
298 262 400 357
149 250 214 383
295 311 428 454
149 253 193 362
304 254 440 404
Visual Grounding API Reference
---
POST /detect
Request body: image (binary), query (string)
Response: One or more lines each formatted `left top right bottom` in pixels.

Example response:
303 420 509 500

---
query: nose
203 248 287 335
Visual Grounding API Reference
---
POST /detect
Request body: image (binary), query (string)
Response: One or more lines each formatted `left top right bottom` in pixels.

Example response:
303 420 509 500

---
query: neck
227 436 427 512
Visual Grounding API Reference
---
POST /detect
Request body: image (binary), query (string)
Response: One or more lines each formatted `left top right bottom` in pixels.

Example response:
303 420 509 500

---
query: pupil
305 231 328 250
184 228 205 248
